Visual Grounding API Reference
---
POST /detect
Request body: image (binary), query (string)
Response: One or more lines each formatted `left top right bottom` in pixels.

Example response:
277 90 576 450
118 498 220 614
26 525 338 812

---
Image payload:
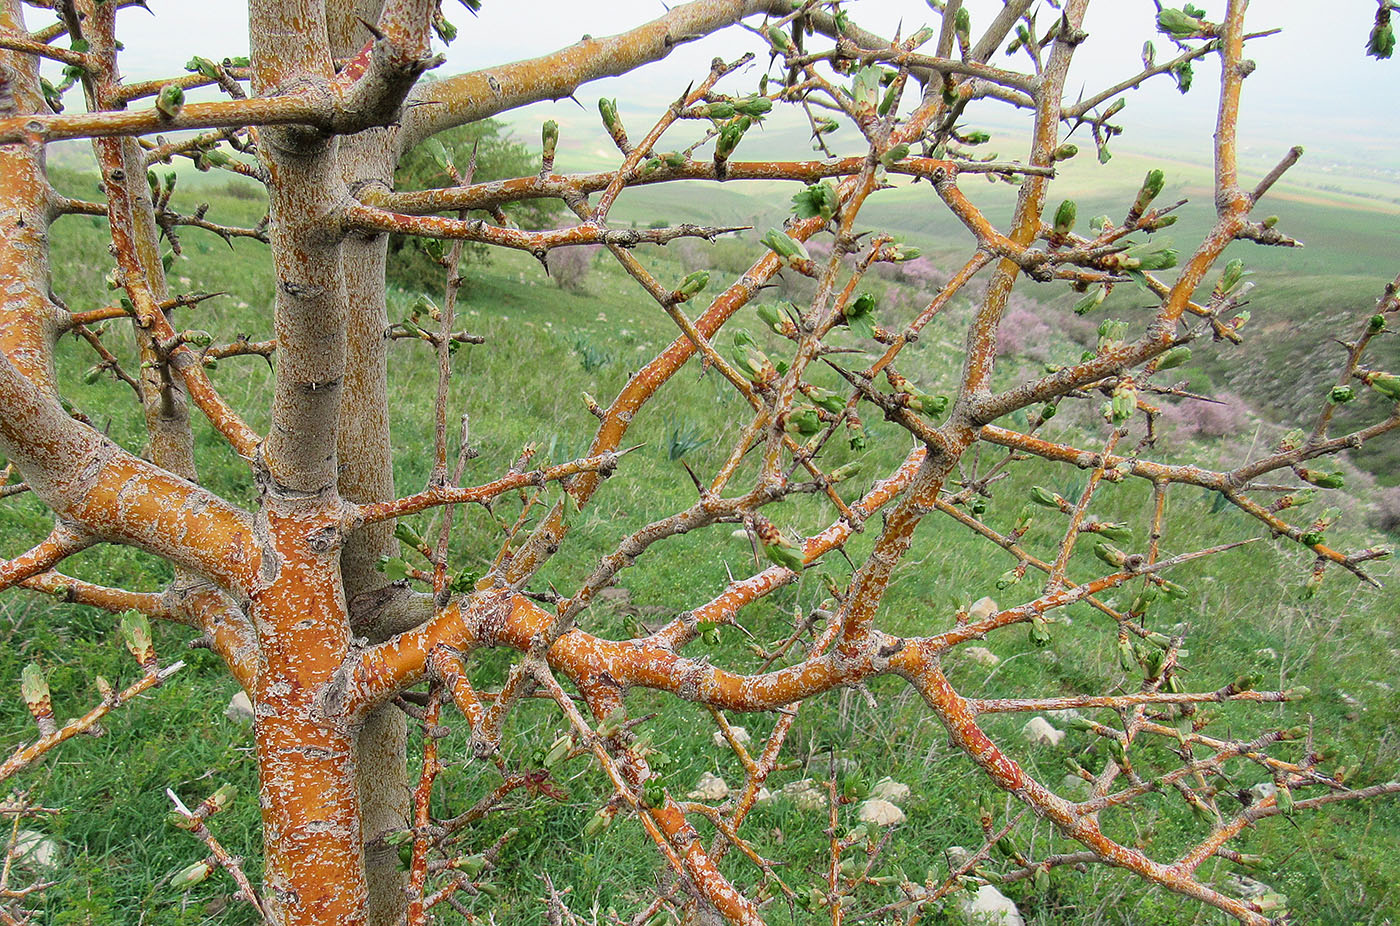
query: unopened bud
1052 199 1077 237
1073 285 1107 315
675 270 710 301
1128 169 1165 221
120 611 156 669
583 806 614 838
155 84 185 120
1156 345 1191 370
598 98 620 134
541 119 559 162
170 860 213 889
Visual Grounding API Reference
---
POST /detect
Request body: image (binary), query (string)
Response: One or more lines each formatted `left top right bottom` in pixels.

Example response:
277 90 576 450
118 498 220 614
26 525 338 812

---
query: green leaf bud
1093 521 1133 543
21 663 50 716
1368 10 1396 59
1118 637 1138 672
155 83 185 120
767 24 795 52
170 860 213 889
1028 614 1052 647
763 538 805 572
908 392 949 417
759 228 810 262
376 556 413 582
787 407 822 436
393 522 425 549
1130 169 1166 219
544 735 572 767
1073 285 1108 316
735 95 773 118
1093 542 1128 568
121 611 154 666
541 119 559 161
1366 371 1400 402
583 807 613 838
1053 199 1077 237
598 98 620 133
676 270 710 300
879 142 911 167
995 569 1021 590
1156 345 1192 370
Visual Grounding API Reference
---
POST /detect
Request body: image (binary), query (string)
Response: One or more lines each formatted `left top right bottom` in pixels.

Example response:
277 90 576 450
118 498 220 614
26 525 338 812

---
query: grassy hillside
1 166 1397 925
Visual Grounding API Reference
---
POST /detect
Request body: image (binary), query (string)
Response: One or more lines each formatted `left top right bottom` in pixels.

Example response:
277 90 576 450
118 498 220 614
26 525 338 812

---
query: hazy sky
58 1 1400 168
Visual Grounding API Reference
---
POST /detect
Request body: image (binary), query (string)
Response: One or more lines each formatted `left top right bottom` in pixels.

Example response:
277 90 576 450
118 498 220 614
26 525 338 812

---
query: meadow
1 151 1397 924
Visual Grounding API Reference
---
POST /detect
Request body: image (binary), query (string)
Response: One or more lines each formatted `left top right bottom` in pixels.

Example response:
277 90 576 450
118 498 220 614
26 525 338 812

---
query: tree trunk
251 501 367 925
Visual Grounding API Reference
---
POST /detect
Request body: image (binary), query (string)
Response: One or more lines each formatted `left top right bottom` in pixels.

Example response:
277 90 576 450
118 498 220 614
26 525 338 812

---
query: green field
2 154 1398 925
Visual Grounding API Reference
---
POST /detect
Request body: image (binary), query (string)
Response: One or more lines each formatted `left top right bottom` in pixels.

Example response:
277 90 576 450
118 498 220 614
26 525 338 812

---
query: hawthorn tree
1 1 1398 925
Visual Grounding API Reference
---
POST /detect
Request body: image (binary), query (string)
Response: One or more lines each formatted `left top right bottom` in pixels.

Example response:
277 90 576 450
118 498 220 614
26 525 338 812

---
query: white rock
1255 647 1279 660
225 690 254 724
782 778 826 811
944 846 973 870
969 597 999 621
755 787 774 804
1059 774 1091 800
959 884 1025 926
687 772 730 801
712 726 751 749
1023 716 1064 747
857 798 905 826
870 778 911 805
963 646 1000 667
13 830 58 873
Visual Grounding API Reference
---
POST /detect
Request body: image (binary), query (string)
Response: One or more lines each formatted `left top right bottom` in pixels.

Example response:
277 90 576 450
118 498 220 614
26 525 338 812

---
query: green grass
2 166 1398 925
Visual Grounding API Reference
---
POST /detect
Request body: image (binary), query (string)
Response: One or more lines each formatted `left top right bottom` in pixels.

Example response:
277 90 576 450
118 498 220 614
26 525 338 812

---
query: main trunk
251 502 368 925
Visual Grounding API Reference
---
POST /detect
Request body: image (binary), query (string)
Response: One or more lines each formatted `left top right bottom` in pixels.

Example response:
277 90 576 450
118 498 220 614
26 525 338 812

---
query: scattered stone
12 830 58 873
944 845 973 871
225 690 254 724
712 726 752 749
1023 716 1064 747
687 772 730 801
969 597 999 621
870 777 911 805
963 646 1000 667
857 798 905 826
959 884 1025 926
1255 647 1279 660
755 787 774 804
1059 774 1091 800
782 778 826 811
